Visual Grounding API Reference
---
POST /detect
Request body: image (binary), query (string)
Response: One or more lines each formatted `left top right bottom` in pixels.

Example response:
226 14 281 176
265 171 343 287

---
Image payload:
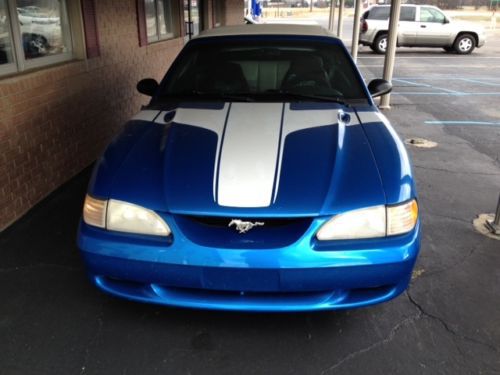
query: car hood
91 102 393 217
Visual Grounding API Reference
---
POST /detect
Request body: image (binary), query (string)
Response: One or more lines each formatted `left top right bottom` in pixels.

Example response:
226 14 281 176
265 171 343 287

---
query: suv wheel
454 34 475 54
373 34 387 54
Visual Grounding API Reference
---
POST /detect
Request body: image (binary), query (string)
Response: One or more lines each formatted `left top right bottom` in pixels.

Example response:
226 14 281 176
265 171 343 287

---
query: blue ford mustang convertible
77 25 420 311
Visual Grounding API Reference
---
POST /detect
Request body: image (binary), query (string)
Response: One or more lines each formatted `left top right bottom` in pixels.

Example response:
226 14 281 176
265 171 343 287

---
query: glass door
184 0 201 41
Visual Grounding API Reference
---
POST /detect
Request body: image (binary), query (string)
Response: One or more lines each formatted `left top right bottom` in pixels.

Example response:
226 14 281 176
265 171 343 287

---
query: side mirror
443 17 450 24
368 78 392 98
137 78 159 97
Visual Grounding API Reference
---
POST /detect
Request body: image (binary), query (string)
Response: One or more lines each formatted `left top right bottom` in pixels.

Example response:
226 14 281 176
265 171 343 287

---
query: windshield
156 38 368 103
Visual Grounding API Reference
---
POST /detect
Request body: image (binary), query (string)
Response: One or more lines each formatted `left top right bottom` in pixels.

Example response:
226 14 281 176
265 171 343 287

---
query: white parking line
359 65 498 69
358 56 500 59
393 92 500 96
459 78 500 87
393 77 500 80
392 78 462 94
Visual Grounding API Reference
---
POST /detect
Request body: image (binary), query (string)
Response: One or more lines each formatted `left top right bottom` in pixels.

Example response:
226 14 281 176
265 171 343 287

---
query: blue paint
459 78 500 87
393 92 500 96
393 76 500 81
392 78 462 94
78 220 420 311
392 78 431 88
425 120 500 127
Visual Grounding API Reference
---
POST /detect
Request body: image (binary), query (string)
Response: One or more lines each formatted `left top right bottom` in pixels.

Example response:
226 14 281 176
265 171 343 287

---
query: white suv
360 4 486 54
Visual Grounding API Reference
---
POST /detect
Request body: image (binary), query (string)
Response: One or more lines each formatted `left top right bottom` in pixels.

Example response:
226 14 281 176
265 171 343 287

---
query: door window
184 0 201 40
400 6 416 22
420 7 445 23
367 6 390 20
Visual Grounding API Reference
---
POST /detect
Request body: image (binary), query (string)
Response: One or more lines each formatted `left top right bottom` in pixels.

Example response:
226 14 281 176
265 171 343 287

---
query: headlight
316 200 418 241
82 195 171 236
316 205 386 240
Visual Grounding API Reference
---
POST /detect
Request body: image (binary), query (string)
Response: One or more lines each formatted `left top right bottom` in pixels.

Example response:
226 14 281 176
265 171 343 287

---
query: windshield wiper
270 90 349 106
165 90 255 102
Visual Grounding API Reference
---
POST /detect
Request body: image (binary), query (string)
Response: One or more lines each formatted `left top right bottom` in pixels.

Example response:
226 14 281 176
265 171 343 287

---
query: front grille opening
188 216 305 228
173 215 313 249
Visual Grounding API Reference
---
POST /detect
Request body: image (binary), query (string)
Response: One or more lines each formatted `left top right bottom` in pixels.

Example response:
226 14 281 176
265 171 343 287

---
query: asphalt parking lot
1 33 500 375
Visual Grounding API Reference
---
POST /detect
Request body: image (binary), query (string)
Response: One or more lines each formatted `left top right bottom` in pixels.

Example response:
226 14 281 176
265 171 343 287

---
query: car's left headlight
316 200 418 241
83 195 171 236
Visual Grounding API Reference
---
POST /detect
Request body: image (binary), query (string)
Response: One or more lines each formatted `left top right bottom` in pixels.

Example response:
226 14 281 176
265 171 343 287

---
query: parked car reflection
17 6 63 59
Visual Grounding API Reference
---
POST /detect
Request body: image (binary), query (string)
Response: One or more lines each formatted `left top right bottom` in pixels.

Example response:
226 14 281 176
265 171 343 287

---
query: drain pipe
485 193 500 235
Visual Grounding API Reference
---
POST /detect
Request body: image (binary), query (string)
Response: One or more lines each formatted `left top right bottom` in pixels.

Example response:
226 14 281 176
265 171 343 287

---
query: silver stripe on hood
217 103 284 208
131 110 160 121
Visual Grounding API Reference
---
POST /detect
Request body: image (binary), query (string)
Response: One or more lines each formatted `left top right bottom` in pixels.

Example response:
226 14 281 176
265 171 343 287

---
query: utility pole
379 0 402 109
328 0 336 32
351 0 362 61
337 0 345 38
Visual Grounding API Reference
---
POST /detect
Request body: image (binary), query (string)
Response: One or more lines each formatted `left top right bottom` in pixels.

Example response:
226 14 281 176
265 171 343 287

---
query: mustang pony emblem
228 219 265 234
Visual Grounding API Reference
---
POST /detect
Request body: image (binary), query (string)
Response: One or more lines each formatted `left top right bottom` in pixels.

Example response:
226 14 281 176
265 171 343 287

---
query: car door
416 6 452 46
397 6 418 46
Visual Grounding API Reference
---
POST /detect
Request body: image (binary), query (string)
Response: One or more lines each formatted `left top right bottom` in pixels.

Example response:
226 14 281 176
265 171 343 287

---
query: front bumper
78 219 421 311
477 33 486 48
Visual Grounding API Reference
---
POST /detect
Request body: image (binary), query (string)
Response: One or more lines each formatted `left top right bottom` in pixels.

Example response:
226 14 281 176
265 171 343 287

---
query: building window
145 0 177 43
0 0 73 76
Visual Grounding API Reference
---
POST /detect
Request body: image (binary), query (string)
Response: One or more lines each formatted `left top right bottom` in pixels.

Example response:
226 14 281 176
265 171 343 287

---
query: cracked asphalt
1 32 500 375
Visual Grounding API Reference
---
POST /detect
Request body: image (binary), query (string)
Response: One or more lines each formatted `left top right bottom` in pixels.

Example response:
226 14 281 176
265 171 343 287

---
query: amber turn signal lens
83 195 107 228
387 199 418 236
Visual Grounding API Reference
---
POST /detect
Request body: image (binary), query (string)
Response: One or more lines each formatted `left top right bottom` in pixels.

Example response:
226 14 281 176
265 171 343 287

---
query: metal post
485 193 500 235
337 0 345 39
494 195 500 226
379 0 402 109
351 0 362 61
328 0 336 32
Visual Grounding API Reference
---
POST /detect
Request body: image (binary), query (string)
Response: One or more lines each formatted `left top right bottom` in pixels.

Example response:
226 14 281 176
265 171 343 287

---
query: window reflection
145 0 157 42
145 0 177 43
157 0 173 39
0 0 14 64
16 0 69 60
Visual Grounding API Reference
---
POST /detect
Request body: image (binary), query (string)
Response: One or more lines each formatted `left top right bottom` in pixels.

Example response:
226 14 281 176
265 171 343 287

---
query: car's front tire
453 34 475 54
372 34 388 54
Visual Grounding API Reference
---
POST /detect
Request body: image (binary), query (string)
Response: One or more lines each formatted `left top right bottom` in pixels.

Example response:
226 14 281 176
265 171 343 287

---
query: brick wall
0 0 242 230
224 0 245 25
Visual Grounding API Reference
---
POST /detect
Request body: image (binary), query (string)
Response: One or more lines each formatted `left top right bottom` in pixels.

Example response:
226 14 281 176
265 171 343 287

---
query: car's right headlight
316 200 418 241
316 205 387 240
83 195 171 236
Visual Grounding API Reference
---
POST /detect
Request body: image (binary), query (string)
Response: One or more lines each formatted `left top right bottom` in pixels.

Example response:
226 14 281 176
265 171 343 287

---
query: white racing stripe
131 110 160 121
356 111 388 125
217 103 283 208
